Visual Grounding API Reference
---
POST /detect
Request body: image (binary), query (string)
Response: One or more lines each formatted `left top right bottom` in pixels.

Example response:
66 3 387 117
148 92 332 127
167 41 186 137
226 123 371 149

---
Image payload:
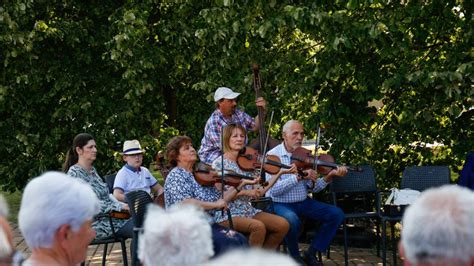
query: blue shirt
265 143 328 203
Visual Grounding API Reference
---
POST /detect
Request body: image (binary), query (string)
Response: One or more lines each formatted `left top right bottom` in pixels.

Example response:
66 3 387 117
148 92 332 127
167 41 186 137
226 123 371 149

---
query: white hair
18 171 100 249
205 248 299 266
401 185 474 265
138 204 213 266
0 194 11 258
282 120 301 135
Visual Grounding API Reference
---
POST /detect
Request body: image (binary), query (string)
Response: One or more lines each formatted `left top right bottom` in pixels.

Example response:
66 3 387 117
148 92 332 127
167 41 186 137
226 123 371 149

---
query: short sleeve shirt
113 164 158 194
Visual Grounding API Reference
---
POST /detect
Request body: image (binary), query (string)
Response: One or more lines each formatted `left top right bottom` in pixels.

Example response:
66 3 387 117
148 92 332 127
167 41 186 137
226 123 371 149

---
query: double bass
249 64 280 154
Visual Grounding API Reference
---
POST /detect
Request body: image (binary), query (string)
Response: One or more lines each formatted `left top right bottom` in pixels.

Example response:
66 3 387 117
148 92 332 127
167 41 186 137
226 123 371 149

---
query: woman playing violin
211 124 297 249
163 136 248 257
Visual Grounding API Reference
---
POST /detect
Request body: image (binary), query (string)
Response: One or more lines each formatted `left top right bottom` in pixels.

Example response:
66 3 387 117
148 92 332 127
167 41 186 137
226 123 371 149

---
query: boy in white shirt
113 140 164 203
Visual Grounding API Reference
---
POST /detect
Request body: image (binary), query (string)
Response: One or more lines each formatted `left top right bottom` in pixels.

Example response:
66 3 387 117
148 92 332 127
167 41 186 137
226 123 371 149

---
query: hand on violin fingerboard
323 166 348 183
303 169 318 182
280 164 298 175
239 177 260 188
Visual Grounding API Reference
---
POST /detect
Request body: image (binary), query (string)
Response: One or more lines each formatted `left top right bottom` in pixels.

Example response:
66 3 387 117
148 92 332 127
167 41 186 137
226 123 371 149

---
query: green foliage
1 0 472 191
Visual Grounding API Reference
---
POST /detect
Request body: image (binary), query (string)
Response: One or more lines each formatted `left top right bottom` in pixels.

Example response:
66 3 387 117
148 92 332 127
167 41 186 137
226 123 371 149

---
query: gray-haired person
138 204 214 266
18 171 100 266
400 185 474 266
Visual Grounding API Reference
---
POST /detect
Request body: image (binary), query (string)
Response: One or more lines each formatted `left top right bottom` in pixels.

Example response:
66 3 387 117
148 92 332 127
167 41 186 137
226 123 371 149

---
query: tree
1 0 472 191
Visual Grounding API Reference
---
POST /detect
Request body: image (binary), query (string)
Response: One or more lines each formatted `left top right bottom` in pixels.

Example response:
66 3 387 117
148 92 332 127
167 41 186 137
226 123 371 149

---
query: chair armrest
94 212 129 239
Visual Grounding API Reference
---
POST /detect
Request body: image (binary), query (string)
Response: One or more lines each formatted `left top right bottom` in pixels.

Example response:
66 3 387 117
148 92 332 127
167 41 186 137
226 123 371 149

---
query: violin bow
313 126 321 174
312 124 321 188
259 111 274 179
220 124 234 229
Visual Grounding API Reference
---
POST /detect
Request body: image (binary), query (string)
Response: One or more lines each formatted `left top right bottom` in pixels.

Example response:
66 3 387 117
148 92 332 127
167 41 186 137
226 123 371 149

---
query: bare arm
113 188 126 203
260 164 298 194
151 182 164 196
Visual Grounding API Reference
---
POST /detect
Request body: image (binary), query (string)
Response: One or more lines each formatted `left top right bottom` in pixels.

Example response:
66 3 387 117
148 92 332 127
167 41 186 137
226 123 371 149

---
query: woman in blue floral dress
63 133 133 239
164 136 248 257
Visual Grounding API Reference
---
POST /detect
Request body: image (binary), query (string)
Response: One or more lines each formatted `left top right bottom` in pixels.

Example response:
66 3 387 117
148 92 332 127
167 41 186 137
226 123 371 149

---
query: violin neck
265 158 292 169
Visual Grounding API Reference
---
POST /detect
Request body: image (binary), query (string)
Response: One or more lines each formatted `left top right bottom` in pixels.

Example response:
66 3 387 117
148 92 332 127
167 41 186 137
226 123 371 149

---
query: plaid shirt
265 143 328 203
198 108 255 165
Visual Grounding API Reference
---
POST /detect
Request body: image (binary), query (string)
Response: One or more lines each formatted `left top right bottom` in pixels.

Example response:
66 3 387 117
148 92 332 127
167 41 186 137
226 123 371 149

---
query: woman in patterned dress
63 133 133 239
212 124 296 249
164 136 248 257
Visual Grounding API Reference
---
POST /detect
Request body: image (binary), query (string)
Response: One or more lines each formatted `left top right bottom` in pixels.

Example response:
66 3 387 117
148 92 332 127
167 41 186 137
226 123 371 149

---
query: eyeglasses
128 154 143 158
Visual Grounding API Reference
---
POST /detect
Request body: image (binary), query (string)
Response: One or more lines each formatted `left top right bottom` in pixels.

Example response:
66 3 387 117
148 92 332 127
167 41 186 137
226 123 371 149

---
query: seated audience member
400 185 474 266
18 171 100 266
206 248 298 266
0 194 23 266
63 133 133 239
138 204 213 266
113 139 164 203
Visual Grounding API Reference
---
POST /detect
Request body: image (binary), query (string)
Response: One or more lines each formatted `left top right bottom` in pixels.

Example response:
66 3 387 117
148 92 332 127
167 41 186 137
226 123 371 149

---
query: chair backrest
105 173 117 194
125 190 154 228
401 166 450 191
330 165 377 194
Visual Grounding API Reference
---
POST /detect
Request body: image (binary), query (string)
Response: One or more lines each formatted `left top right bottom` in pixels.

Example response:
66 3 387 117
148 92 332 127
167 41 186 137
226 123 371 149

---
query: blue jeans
273 198 344 259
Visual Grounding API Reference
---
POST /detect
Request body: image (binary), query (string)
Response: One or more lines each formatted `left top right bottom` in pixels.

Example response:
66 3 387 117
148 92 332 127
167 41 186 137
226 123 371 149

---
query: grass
2 190 22 224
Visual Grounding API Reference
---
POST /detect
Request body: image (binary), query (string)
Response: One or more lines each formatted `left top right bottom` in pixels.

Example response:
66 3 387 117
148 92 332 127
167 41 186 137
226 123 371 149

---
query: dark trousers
274 198 344 259
211 223 249 257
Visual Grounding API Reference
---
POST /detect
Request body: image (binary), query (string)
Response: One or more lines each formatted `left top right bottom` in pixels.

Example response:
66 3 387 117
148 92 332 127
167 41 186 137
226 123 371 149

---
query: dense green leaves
0 0 472 191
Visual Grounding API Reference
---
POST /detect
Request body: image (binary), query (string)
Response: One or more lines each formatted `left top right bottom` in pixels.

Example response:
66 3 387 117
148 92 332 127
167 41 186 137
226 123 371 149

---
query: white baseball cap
214 87 241 102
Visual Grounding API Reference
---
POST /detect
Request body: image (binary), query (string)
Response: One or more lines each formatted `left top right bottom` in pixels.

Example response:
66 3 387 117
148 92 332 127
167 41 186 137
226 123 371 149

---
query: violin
193 168 255 188
290 147 362 175
237 146 292 174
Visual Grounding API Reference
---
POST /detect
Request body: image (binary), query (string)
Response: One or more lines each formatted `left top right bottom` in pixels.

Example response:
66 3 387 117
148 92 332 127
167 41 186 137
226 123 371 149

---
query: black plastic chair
105 173 117 194
330 165 380 266
380 165 450 266
81 213 129 266
126 190 154 266
250 196 275 212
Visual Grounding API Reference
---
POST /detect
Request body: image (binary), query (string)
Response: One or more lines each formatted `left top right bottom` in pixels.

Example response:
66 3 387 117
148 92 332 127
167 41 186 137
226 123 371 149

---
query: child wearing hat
113 140 164 204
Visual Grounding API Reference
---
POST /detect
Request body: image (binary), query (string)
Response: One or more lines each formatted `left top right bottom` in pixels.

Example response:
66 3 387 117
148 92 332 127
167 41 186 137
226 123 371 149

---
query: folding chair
81 213 129 266
380 165 450 266
330 165 380 266
126 190 154 266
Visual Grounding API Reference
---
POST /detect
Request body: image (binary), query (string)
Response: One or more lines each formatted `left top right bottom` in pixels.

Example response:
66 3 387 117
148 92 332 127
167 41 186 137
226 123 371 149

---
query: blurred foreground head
400 185 474 266
139 204 213 266
19 171 99 265
205 248 298 266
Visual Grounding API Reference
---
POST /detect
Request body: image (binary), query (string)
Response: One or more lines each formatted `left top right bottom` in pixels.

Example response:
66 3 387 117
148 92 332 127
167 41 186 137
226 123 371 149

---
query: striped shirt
265 143 328 203
198 108 255 165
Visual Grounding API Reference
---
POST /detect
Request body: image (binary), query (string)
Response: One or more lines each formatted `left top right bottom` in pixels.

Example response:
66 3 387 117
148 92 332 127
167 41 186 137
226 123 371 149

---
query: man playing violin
265 120 347 266
198 86 266 165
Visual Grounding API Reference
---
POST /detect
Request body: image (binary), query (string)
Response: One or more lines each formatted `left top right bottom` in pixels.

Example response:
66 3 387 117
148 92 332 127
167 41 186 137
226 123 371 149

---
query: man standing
266 120 347 266
198 86 266 165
